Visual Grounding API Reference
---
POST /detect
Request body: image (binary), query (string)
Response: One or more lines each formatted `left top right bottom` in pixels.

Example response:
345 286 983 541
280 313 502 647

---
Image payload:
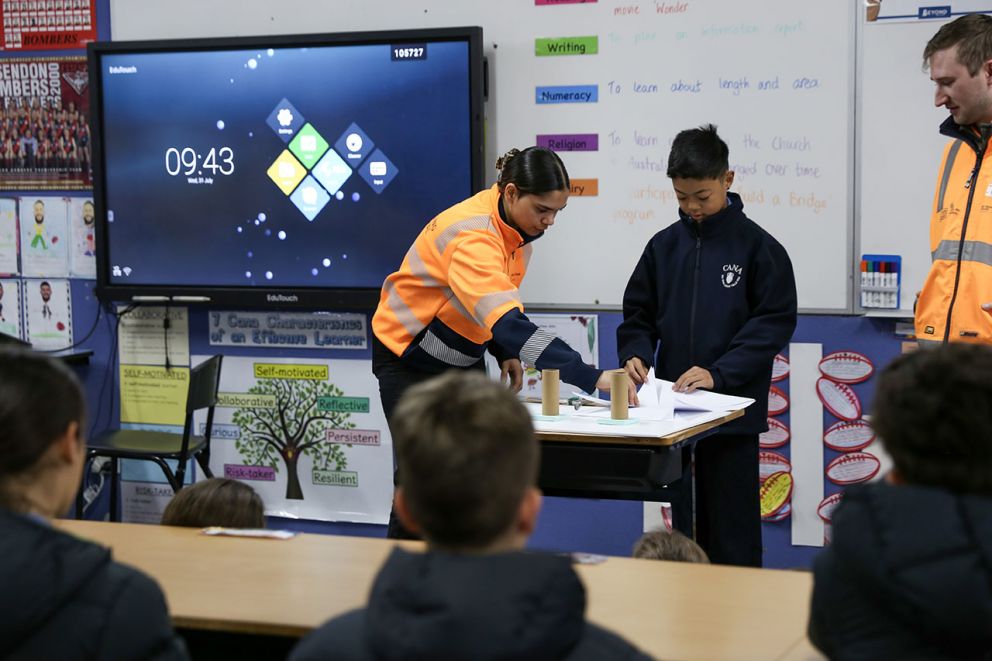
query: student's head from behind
924 13 992 126
632 529 709 564
872 343 992 496
161 477 265 529
667 124 734 223
0 348 86 516
392 371 541 553
496 146 570 238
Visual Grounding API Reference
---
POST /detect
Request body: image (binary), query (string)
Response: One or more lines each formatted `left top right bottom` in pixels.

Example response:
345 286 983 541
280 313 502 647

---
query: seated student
161 477 265 529
632 529 709 564
0 348 187 660
290 371 652 661
808 344 992 659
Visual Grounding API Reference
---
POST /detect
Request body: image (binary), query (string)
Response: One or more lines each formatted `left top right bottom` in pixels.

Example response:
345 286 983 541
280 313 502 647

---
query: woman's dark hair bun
495 148 521 172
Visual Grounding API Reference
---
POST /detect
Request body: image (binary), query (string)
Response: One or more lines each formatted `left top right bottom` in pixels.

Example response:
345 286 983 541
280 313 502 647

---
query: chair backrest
186 354 223 413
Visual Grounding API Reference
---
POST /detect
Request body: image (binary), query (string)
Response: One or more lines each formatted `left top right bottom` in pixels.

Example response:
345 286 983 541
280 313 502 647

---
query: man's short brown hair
924 13 992 74
392 371 538 550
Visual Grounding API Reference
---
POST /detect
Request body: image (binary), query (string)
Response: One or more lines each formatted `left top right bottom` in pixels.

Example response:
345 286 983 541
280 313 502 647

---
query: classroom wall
8 0 915 569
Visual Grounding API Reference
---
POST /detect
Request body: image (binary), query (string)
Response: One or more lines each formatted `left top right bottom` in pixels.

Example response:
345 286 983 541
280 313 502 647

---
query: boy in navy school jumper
290 371 650 661
617 124 797 567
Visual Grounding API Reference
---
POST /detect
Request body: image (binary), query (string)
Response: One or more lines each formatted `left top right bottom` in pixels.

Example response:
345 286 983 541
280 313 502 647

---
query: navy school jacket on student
617 192 797 434
290 547 652 661
0 509 188 661
809 483 992 659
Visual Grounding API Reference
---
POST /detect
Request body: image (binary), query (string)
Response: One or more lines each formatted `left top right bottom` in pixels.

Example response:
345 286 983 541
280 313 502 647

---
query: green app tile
288 123 330 168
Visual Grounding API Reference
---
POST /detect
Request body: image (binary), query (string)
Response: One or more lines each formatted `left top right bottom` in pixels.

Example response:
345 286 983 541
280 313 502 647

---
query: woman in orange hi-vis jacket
371 147 634 538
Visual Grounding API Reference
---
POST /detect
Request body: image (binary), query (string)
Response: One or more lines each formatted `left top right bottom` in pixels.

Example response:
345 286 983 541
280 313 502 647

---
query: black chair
77 354 224 521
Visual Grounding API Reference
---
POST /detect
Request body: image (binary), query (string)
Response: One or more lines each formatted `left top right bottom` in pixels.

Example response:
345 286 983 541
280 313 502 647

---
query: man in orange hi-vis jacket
918 14 992 346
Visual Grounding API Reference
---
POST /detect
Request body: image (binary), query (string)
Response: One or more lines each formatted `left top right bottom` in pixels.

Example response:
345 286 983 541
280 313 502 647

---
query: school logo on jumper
721 264 743 288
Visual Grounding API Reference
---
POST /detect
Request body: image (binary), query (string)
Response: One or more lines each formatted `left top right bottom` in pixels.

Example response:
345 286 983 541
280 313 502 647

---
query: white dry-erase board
110 0 855 311
858 11 964 316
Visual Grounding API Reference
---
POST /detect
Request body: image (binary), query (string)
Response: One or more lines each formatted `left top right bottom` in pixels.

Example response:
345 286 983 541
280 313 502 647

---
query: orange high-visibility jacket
372 185 599 392
916 119 992 345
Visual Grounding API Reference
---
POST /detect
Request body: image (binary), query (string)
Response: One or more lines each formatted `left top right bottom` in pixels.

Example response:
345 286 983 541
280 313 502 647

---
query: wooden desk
536 409 743 505
55 519 818 661
536 408 744 447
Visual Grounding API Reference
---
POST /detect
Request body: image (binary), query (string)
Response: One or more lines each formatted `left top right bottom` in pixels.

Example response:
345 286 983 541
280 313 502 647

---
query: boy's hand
596 370 640 406
624 357 649 385
673 366 713 393
500 358 523 393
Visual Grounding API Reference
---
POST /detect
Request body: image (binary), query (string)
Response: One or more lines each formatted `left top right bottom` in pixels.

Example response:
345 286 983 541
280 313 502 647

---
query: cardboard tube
542 369 560 416
610 370 629 420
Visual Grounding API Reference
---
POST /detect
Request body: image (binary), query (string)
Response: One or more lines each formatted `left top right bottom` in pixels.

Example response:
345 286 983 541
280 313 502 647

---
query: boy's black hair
666 124 729 180
872 343 992 496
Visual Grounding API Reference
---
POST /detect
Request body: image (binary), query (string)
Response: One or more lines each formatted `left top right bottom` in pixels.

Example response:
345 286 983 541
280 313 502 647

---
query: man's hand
500 358 523 393
624 356 650 385
673 366 714 393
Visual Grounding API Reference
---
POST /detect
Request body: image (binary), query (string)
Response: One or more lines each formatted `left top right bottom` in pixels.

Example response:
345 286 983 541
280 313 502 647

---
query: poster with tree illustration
196 355 392 523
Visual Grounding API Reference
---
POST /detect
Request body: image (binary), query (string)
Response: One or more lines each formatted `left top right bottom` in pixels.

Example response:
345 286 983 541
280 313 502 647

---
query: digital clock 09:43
165 147 235 176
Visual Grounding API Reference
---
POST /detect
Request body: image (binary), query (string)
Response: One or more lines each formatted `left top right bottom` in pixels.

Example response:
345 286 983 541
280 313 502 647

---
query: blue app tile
267 98 306 143
311 149 353 195
334 122 374 166
358 149 398 194
289 175 331 221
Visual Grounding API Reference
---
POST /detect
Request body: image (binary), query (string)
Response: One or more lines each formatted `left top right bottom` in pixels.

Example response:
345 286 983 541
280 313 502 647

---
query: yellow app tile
267 150 306 195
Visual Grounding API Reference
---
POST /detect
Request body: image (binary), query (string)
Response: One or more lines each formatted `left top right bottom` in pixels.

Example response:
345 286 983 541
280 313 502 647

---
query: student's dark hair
495 146 569 196
0 347 85 507
632 529 710 563
392 371 538 550
161 477 265 528
666 124 729 180
923 13 992 75
872 344 992 495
